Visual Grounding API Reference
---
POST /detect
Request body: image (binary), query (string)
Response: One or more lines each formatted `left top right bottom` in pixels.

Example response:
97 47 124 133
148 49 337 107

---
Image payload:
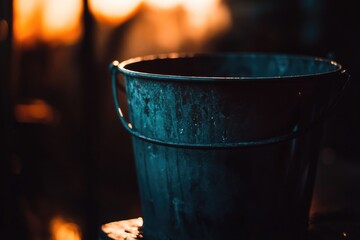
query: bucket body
133 133 321 239
111 53 346 239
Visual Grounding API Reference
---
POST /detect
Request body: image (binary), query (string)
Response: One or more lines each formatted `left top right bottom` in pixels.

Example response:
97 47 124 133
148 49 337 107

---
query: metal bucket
110 53 349 239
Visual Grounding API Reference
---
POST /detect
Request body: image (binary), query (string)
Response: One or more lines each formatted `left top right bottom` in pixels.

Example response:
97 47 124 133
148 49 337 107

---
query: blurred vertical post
0 1 28 239
0 0 12 158
0 0 12 145
80 0 99 239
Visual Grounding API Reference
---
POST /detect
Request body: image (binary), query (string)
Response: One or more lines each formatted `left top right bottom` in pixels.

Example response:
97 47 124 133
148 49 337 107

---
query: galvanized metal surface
110 53 348 239
111 54 348 148
133 132 320 239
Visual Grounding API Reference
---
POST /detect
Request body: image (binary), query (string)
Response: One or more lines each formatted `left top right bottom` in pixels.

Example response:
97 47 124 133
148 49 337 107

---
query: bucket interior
122 54 340 79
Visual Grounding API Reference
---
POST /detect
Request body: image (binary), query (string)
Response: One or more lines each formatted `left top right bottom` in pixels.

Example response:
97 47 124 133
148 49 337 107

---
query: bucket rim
115 52 343 82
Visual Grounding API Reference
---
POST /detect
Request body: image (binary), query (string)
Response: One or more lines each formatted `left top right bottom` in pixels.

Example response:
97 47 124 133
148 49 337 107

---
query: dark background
1 0 360 239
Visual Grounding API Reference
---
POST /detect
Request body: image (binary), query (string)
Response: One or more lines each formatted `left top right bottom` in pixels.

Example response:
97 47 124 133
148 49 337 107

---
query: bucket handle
110 61 350 149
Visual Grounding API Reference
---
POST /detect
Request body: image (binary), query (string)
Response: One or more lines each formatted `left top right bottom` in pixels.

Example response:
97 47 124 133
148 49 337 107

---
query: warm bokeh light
145 0 182 9
40 0 83 44
15 99 57 124
13 0 40 46
119 0 231 58
13 0 83 46
50 216 81 240
13 0 230 49
88 0 143 26
183 0 230 30
102 217 143 240
145 0 231 32
88 0 230 37
0 19 9 41
183 0 231 43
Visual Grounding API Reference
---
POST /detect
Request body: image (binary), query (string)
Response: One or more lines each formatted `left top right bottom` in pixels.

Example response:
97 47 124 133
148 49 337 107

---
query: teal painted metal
110 53 349 239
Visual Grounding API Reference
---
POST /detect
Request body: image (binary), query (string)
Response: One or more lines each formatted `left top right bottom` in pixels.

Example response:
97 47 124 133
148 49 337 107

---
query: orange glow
145 0 232 31
102 217 143 240
182 0 231 41
40 0 83 45
145 0 182 9
120 0 231 58
145 0 231 32
13 0 83 46
13 0 231 53
88 0 230 38
50 216 81 240
13 0 41 46
0 20 9 41
88 0 143 26
15 99 57 124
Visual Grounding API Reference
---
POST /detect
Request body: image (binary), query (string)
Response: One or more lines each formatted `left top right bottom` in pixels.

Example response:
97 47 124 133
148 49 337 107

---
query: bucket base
99 217 360 240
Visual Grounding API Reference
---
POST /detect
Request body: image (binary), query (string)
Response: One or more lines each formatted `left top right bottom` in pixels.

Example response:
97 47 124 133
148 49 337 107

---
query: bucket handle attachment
110 61 350 149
